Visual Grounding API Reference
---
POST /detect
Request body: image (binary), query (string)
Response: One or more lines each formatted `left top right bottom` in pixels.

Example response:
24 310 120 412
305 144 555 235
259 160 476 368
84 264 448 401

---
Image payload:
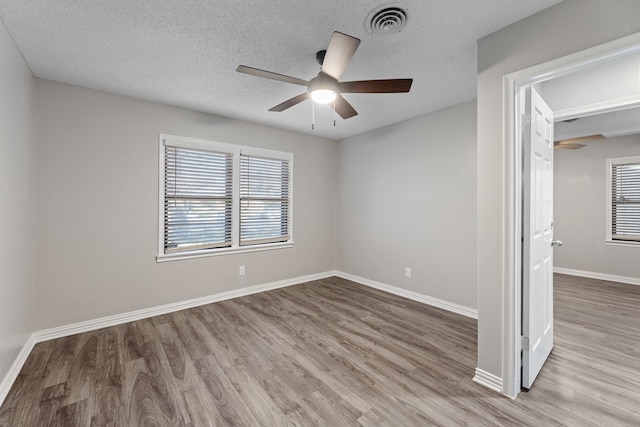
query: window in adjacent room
158 134 292 261
607 156 640 245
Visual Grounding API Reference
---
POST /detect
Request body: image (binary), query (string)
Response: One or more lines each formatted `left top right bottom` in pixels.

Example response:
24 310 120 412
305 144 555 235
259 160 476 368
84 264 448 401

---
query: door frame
501 32 640 398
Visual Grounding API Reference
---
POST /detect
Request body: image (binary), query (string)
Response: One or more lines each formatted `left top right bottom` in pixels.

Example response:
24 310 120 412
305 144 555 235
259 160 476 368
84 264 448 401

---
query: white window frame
157 134 293 262
606 155 640 247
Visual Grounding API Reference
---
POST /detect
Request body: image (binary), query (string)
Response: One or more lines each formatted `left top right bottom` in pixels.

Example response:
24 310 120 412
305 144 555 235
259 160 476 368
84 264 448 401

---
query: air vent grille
365 4 408 35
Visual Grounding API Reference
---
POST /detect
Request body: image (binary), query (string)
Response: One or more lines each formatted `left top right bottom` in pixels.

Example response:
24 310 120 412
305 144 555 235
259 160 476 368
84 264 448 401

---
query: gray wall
477 0 640 385
0 21 35 384
554 135 640 279
34 79 338 330
337 101 477 310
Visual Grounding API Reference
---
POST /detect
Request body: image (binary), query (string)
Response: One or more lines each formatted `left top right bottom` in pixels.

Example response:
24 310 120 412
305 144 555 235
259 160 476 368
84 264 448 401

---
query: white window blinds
611 160 640 242
159 135 293 260
240 155 291 246
164 145 233 253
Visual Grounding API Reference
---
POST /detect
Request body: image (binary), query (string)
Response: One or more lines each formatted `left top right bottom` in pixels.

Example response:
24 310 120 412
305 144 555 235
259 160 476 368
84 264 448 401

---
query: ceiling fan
236 31 413 120
554 134 604 149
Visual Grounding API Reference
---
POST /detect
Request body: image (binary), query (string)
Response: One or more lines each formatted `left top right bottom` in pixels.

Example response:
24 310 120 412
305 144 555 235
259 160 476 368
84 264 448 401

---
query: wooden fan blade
554 143 585 150
339 78 413 93
333 94 358 119
269 93 309 112
554 134 604 145
322 32 361 80
236 65 308 87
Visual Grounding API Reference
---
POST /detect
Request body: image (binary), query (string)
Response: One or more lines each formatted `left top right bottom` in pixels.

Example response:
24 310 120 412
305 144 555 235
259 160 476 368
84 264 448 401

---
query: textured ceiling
555 107 640 142
0 0 563 139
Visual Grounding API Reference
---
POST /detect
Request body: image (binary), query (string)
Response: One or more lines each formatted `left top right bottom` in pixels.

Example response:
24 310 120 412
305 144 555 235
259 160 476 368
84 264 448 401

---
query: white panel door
522 87 554 389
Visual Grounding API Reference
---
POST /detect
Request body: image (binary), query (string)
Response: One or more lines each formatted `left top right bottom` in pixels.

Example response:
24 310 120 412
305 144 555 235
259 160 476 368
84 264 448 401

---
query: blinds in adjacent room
611 160 640 242
240 155 290 246
164 145 233 253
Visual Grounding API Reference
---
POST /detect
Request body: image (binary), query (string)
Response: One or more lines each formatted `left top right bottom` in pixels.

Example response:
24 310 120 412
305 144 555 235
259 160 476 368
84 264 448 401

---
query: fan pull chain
311 101 315 130
333 98 336 127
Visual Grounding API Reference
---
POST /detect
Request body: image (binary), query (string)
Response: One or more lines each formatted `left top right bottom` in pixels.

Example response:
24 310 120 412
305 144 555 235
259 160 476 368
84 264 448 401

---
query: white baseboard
2 269 479 407
472 368 503 394
0 334 36 407
34 271 336 343
0 271 334 407
554 267 640 287
335 271 478 319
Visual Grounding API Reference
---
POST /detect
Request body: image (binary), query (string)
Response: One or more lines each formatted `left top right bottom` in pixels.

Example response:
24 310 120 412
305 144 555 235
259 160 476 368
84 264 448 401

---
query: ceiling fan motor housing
308 72 339 96
316 50 327 66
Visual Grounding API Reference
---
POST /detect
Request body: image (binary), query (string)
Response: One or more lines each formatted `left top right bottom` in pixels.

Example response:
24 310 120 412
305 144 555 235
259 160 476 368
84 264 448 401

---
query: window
164 146 233 253
607 156 640 244
240 155 290 246
158 135 292 261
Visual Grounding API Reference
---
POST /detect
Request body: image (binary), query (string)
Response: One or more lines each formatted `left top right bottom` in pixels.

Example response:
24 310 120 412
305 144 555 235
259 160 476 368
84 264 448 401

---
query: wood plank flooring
1 274 639 426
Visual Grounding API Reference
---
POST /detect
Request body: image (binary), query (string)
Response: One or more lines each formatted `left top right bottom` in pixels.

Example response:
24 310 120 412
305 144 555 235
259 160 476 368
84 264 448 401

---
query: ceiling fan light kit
236 31 413 127
308 72 338 104
310 90 336 104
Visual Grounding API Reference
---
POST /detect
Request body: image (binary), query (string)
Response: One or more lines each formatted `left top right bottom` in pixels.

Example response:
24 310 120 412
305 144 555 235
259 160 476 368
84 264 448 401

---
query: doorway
503 35 640 397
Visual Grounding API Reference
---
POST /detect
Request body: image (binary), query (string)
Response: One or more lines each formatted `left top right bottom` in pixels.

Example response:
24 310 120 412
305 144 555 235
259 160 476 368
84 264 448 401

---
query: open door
522 87 555 389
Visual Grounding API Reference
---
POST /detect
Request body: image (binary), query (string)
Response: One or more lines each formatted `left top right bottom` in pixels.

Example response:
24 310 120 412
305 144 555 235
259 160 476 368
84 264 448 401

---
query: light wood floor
1 274 639 426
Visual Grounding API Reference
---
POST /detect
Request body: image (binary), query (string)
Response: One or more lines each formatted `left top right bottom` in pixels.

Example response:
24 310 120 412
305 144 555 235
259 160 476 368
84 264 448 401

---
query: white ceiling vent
365 4 408 35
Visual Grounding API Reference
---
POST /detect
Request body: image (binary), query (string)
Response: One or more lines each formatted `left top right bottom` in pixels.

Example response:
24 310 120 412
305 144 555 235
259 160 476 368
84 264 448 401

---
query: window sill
605 240 640 248
156 241 294 263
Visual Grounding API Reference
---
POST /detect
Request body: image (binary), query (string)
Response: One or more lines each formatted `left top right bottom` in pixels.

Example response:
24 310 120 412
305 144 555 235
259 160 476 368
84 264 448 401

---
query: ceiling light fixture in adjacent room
554 134 604 150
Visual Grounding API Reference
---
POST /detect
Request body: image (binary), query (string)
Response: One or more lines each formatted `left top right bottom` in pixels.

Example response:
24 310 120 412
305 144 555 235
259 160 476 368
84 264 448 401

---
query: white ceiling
0 0 562 140
555 107 640 142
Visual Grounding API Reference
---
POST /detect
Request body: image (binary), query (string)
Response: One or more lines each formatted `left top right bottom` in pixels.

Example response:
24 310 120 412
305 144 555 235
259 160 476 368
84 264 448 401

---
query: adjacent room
1 0 640 425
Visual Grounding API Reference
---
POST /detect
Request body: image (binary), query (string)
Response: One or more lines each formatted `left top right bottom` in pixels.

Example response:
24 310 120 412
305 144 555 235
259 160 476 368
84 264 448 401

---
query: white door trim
501 32 640 399
554 95 640 122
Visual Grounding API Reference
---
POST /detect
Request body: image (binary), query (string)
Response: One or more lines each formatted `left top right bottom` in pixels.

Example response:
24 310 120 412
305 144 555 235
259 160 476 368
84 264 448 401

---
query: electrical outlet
239 266 245 276
404 267 411 278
